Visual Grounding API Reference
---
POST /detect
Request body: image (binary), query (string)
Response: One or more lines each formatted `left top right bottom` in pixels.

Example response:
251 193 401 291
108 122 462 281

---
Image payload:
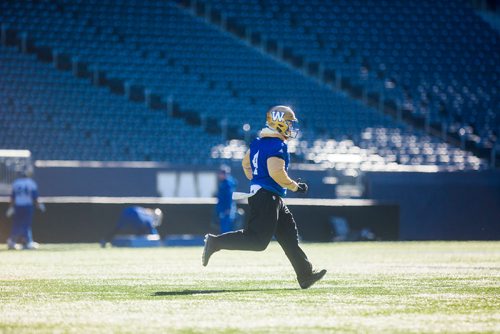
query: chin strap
260 127 284 138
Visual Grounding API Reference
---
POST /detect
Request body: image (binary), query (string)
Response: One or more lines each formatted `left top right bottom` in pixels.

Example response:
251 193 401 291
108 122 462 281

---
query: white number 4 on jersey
252 151 259 175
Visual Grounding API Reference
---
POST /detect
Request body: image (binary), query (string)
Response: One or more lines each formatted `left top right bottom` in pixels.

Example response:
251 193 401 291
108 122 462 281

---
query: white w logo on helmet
271 111 285 122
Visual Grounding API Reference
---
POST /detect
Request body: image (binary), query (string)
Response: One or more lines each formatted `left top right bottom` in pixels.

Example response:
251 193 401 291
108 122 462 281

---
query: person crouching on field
202 105 326 289
101 206 163 247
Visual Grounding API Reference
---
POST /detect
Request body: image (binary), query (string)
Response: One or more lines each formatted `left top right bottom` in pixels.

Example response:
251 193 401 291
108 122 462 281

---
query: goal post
0 149 32 195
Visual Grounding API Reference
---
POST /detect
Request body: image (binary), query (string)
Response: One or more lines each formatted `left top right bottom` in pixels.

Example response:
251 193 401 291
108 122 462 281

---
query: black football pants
212 188 313 280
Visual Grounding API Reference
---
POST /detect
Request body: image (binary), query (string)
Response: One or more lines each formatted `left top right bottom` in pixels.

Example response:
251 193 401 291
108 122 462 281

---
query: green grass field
1 242 499 333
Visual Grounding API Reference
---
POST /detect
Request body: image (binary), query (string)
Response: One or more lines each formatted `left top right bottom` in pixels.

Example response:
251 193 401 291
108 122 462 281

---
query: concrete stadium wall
33 161 218 197
6 162 498 241
0 198 398 243
32 161 337 198
364 170 500 240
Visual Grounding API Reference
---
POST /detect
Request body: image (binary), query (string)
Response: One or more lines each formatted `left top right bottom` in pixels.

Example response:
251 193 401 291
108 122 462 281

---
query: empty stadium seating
0 0 493 170
0 46 221 163
195 0 499 149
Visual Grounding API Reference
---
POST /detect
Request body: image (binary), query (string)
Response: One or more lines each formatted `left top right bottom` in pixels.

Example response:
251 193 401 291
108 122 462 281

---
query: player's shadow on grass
153 288 296 296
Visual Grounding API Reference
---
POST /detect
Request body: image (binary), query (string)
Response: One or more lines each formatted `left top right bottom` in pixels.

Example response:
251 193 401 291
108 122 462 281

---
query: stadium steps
177 0 499 165
0 2 390 148
0 23 233 140
0 0 491 169
0 43 222 163
0 1 252 142
476 10 500 35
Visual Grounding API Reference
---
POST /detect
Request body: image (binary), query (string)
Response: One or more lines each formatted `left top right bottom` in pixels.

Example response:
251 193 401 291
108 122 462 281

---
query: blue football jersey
217 176 236 213
11 178 38 207
249 137 290 197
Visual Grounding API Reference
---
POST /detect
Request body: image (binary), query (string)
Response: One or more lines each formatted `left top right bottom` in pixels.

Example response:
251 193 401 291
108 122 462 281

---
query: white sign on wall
156 171 217 198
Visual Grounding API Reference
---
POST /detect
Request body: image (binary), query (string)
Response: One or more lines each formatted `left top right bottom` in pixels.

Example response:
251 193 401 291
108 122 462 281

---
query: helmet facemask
285 119 299 139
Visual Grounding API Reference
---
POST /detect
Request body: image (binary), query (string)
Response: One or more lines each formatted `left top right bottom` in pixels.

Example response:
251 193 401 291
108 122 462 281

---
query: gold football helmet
265 105 299 139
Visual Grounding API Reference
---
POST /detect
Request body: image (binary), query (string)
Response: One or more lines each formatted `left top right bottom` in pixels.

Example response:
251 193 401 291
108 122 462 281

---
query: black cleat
202 234 217 267
298 269 327 289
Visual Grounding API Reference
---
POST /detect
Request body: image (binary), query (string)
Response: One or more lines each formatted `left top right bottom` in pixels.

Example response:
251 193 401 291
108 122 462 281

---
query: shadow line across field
153 288 297 296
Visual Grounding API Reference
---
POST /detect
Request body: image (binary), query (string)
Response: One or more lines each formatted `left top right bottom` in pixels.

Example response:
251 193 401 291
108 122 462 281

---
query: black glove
296 181 308 193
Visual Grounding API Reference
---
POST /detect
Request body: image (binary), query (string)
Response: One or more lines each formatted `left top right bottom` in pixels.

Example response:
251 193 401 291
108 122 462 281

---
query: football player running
202 106 326 289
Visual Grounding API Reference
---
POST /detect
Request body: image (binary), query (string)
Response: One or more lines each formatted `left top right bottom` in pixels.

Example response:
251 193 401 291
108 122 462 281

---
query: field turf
0 242 499 333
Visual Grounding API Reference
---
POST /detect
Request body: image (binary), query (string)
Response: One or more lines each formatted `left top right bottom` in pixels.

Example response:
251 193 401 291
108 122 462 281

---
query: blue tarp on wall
364 171 500 240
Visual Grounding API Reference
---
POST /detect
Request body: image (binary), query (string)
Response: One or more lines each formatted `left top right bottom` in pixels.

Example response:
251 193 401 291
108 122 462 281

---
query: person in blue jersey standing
202 106 326 289
6 169 45 250
216 165 237 233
